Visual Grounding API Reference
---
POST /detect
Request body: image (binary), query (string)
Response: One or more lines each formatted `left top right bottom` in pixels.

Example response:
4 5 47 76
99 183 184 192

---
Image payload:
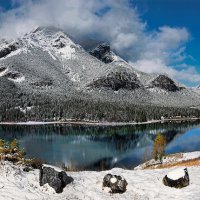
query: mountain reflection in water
0 120 199 170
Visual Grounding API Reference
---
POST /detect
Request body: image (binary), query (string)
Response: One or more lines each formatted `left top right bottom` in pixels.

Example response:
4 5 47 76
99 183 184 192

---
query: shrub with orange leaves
153 133 166 161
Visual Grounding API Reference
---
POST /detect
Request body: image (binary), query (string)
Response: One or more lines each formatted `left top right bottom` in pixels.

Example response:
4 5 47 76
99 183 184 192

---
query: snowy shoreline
0 151 200 200
0 117 199 126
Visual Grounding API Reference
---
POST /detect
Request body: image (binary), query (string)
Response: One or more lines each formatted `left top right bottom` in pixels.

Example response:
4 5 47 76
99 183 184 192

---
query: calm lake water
0 121 200 170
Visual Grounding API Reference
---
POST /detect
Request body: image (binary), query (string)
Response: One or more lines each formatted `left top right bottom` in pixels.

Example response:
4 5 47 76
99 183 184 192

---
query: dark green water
0 120 200 170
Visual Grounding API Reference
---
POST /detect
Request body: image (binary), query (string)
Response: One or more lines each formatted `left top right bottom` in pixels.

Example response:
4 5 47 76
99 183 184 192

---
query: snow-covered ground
0 117 199 126
0 159 199 200
136 151 200 170
0 120 160 126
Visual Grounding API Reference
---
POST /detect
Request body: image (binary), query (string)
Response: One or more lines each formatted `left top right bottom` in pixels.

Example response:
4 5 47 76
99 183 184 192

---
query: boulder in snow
103 173 128 193
163 168 189 188
39 164 74 193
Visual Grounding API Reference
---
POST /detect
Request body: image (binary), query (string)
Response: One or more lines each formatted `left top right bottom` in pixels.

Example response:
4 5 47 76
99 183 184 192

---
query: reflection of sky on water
0 122 200 170
114 145 153 168
166 128 200 154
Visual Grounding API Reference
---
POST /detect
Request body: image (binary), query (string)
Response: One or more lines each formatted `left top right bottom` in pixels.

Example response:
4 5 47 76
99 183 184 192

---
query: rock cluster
103 173 128 193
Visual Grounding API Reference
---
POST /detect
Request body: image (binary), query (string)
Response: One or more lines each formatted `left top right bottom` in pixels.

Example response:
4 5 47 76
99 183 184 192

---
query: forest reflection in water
0 120 199 170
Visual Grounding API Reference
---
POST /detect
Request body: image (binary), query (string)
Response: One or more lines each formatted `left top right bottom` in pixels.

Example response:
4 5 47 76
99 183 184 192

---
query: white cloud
0 0 199 86
130 26 200 84
144 26 190 62
131 59 200 83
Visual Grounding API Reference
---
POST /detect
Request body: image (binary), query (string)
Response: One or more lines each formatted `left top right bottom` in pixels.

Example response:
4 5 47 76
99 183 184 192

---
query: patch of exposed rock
0 42 19 59
88 71 142 91
31 79 53 88
52 34 66 49
90 43 114 63
148 75 183 92
0 66 7 73
4 71 22 80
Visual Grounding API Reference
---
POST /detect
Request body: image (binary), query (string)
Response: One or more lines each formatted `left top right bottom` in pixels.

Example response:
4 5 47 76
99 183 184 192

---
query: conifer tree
153 133 166 161
10 139 19 150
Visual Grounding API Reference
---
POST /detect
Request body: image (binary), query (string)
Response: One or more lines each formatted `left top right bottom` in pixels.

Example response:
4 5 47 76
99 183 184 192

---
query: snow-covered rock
163 168 190 188
102 173 128 193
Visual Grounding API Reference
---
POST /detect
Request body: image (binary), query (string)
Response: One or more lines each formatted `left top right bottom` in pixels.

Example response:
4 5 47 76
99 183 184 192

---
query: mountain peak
89 42 121 64
0 26 82 63
31 26 65 35
27 26 71 41
148 75 183 92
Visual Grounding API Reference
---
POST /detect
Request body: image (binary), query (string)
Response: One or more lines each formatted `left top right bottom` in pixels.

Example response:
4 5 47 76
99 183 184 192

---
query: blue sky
133 0 200 72
0 0 22 10
0 0 199 86
0 0 11 10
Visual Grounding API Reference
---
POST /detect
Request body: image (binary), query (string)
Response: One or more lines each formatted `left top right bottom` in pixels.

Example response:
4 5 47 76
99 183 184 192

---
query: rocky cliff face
89 43 114 63
148 75 183 92
88 71 141 91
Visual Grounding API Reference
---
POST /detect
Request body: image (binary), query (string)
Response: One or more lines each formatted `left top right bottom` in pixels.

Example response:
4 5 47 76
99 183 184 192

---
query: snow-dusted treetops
0 26 200 122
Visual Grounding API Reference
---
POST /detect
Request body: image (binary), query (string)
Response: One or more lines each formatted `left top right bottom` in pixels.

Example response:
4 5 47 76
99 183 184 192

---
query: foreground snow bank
0 161 200 200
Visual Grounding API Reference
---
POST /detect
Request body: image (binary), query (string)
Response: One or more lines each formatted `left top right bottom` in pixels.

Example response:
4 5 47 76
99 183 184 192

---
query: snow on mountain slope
88 42 186 90
0 27 100 90
0 26 200 111
23 27 79 60
87 42 200 107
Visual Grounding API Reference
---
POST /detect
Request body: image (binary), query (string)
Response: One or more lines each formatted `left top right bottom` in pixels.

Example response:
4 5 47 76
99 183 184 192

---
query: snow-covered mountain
0 26 200 122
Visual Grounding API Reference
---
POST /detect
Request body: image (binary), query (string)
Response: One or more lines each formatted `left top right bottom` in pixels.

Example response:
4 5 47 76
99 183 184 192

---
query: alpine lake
0 120 200 170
